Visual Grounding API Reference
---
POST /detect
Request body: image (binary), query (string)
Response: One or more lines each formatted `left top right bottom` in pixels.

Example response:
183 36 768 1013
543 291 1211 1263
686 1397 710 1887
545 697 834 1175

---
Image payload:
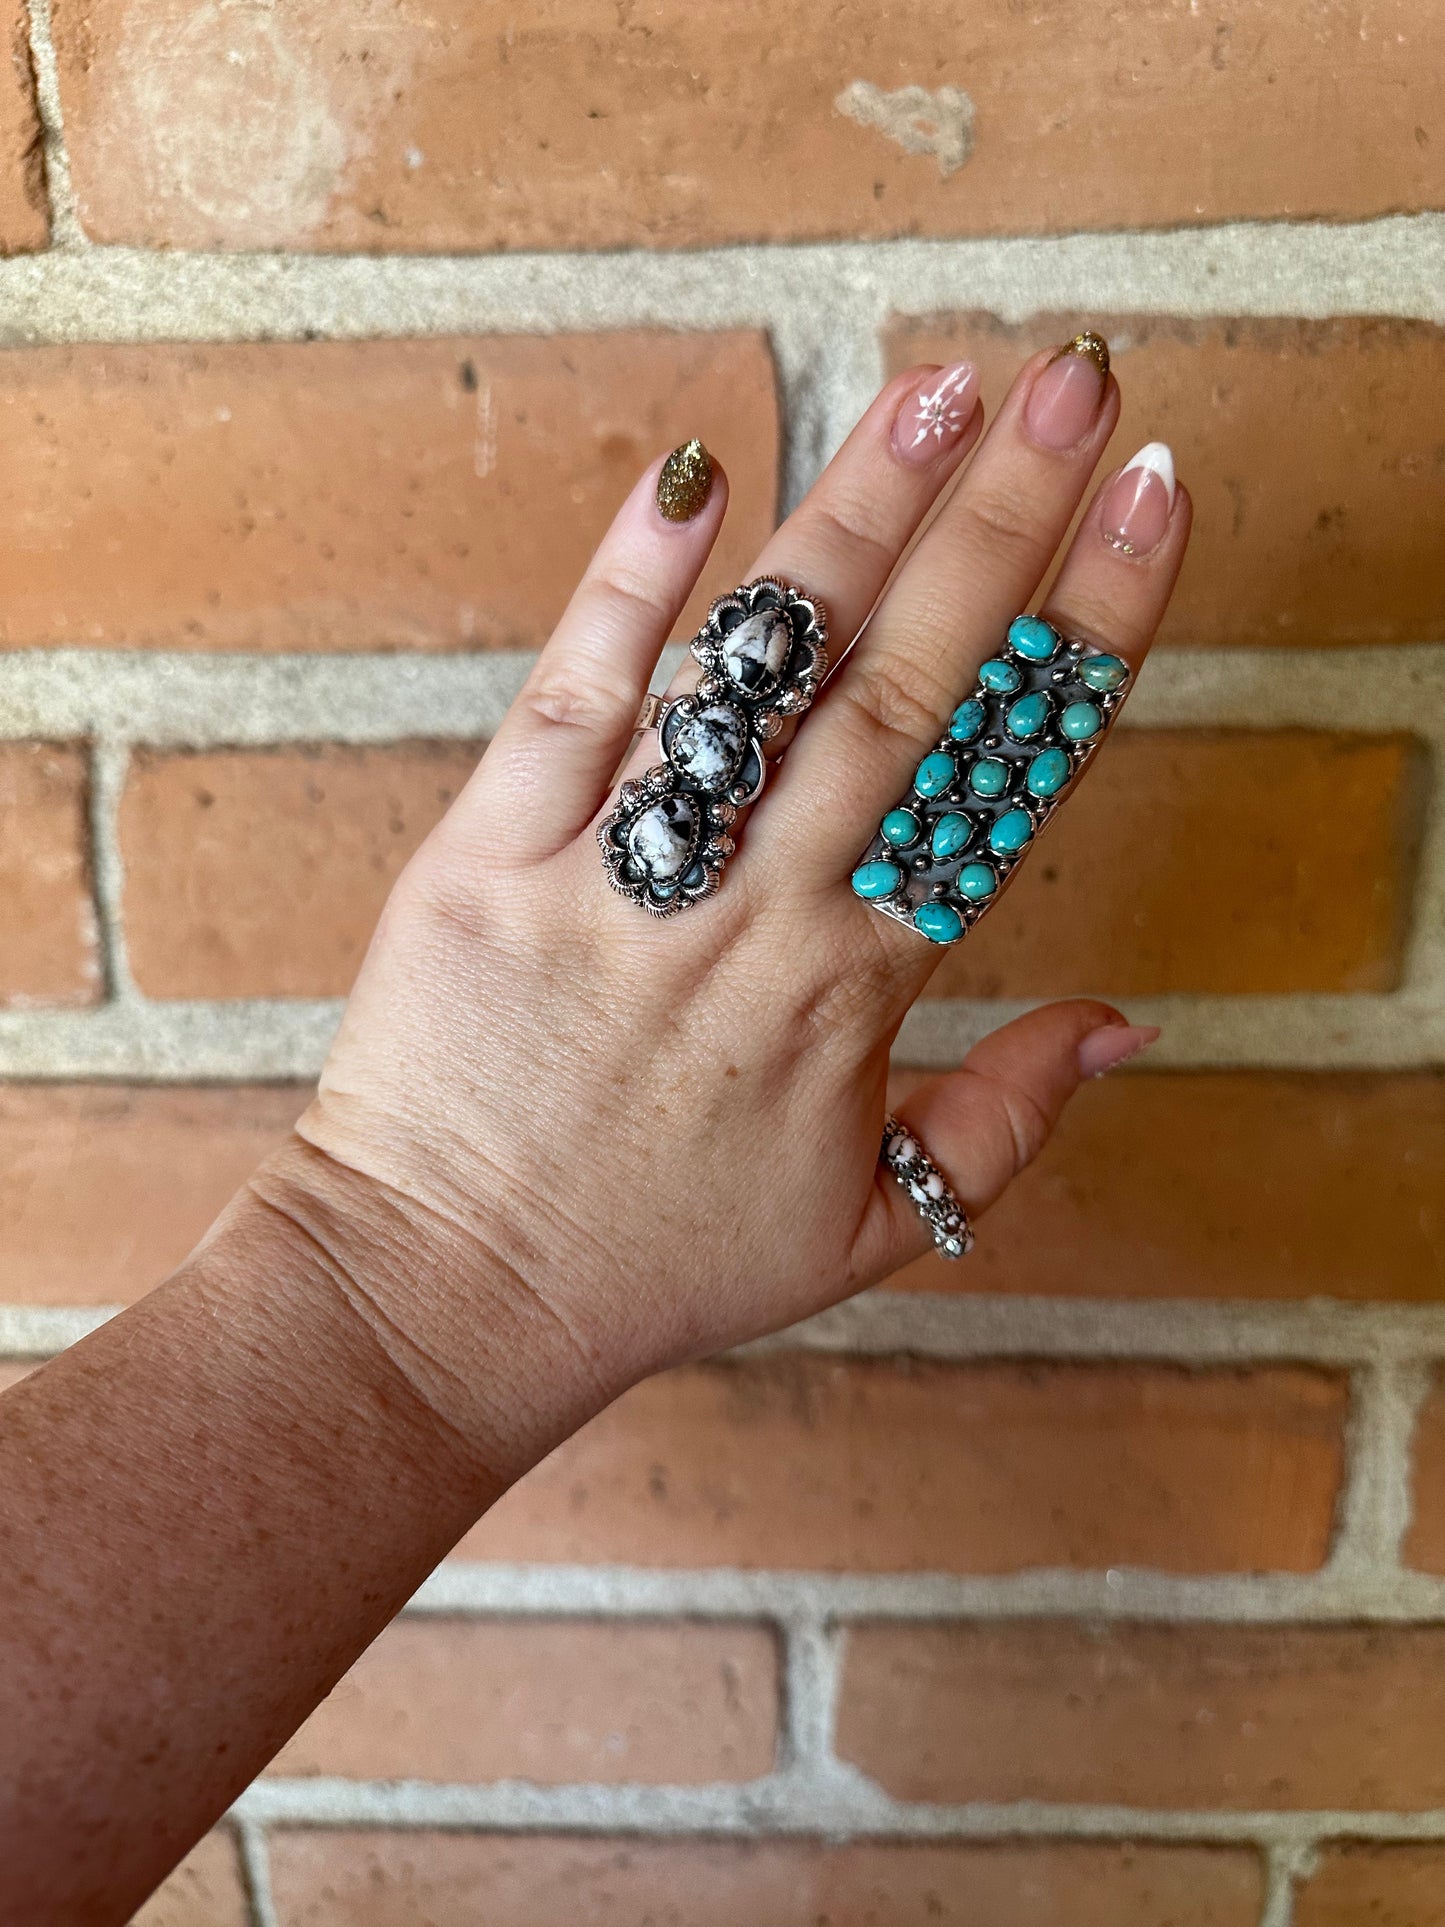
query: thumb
852 1000 1158 1282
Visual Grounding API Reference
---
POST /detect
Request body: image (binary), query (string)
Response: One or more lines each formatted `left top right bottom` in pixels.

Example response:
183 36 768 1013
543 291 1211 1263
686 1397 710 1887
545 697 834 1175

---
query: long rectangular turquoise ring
850 615 1130 945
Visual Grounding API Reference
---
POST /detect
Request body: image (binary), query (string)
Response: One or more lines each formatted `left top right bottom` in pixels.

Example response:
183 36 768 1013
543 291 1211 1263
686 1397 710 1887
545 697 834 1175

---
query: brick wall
1 5 1444 1923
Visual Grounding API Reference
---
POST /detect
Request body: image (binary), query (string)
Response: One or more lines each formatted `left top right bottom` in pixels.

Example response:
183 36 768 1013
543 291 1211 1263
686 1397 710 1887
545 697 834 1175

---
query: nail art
850 614 1131 944
1024 331 1110 451
1101 441 1176 557
656 438 715 522
1054 330 1110 380
892 360 980 465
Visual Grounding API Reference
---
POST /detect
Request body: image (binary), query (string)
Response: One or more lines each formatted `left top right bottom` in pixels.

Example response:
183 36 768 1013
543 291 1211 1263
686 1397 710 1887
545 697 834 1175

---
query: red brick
919 731 1423 997
1294 1845 1445 1927
267 1832 1263 1927
133 1831 250 1927
0 1084 306 1305
891 315 1445 648
268 1619 777 1785
465 1357 1345 1575
888 1071 1445 1303
53 1 1445 250
1398 1369 1445 1573
837 1622 1445 1808
0 742 100 1008
0 335 776 650
120 744 479 998
0 2 46 253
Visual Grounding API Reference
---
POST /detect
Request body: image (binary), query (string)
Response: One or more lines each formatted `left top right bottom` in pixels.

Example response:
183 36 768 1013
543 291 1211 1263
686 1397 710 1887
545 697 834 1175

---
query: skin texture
0 346 1190 1921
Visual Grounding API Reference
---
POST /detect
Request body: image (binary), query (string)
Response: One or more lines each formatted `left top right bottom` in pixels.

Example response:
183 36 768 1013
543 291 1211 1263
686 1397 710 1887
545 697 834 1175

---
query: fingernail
1100 442 1176 558
1024 331 1110 452
656 437 715 522
891 360 980 466
1077 1022 1160 1080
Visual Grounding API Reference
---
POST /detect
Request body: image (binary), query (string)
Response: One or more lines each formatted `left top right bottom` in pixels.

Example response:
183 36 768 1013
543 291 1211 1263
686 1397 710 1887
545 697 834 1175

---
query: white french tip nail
1120 440 1175 505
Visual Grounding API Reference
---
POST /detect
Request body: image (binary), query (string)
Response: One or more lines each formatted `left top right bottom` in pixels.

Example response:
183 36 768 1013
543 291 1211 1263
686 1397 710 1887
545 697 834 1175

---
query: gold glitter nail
1053 330 1111 380
656 438 715 522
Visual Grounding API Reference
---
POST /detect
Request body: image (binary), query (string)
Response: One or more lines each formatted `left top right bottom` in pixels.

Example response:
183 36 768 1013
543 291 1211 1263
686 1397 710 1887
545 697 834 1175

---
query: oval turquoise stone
968 757 1009 798
1006 692 1051 741
1008 615 1060 662
881 808 921 848
851 859 903 900
949 699 986 743
979 657 1022 694
1061 700 1103 741
930 812 973 860
989 807 1034 856
913 900 964 944
1026 746 1071 799
957 861 998 902
1078 651 1128 694
914 751 956 797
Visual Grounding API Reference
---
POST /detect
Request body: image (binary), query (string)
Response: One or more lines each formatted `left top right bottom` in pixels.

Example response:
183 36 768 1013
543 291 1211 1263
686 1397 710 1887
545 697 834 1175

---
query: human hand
270 337 1191 1478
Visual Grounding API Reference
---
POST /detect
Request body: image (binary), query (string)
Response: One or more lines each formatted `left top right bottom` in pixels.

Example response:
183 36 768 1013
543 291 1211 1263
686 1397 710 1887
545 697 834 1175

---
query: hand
271 339 1191 1478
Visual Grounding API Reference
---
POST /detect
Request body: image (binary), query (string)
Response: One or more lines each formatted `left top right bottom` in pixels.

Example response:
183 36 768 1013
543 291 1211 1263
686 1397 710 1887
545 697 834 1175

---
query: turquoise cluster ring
851 615 1130 945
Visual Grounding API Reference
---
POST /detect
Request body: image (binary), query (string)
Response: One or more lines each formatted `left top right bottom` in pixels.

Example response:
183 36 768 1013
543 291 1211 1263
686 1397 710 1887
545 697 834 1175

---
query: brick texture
120 743 479 999
0 334 777 651
0 742 100 1008
0 1084 306 1304
1399 1368 1445 1573
133 1831 250 1927
464 1357 1345 1575
0 2 45 253
52 2 1444 250
918 730 1424 997
1294 1845 1445 1927
266 1832 1264 1927
889 314 1445 648
837 1622 1445 1808
3 1076 1439 1308
268 1619 777 1785
888 1070 1445 1302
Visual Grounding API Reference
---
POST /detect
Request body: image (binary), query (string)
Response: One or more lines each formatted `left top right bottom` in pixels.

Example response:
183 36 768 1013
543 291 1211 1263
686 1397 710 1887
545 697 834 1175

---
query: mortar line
0 219 1437 346
18 1292 1445 1368
775 1613 845 1781
228 1778 1445 1847
85 739 137 1005
1329 1359 1436 1579
233 1818 280 1927
21 0 84 249
1259 1843 1312 1927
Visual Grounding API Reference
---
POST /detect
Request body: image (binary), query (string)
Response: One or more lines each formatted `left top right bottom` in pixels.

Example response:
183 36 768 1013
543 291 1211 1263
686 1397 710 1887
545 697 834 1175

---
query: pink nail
891 361 980 466
1100 442 1176 558
1024 337 1109 452
1077 1023 1161 1080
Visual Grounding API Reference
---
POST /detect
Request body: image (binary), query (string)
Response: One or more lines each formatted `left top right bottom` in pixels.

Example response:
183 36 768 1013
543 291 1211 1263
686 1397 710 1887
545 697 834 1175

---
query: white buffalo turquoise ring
851 614 1130 944
600 578 828 916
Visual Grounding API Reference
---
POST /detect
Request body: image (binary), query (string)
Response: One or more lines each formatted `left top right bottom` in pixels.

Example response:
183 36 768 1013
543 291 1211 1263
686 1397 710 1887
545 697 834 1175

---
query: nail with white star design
891 360 981 467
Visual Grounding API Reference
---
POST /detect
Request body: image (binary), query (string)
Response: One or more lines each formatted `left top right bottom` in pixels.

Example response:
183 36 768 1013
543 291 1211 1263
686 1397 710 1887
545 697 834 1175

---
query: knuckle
519 677 628 736
1044 593 1151 661
807 488 898 577
586 567 671 634
841 653 957 757
955 484 1051 570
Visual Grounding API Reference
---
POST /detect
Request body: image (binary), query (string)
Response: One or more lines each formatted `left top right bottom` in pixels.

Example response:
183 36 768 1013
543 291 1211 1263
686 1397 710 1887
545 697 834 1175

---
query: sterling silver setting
600 578 828 917
881 1114 974 1261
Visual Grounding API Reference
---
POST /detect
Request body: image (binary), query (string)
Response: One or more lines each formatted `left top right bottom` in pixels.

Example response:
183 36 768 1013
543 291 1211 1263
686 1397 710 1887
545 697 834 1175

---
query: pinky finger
850 1000 1158 1281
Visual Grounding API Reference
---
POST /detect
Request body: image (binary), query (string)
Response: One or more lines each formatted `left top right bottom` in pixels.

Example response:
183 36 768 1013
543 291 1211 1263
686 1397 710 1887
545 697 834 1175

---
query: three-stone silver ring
598 577 829 916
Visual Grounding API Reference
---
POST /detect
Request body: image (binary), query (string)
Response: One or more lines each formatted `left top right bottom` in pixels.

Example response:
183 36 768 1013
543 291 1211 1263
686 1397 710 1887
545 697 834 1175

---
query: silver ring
881 1114 974 1260
600 578 829 916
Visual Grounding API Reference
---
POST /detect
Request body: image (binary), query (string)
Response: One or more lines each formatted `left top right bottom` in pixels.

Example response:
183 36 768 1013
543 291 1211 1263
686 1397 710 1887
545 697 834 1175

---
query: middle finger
774 333 1121 876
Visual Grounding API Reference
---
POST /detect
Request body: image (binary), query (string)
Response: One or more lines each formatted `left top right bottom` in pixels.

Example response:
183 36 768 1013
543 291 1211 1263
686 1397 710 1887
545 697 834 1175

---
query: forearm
0 1140 591 1924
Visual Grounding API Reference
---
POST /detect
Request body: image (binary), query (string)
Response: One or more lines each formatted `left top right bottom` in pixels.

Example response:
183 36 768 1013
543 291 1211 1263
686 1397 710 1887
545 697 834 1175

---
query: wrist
229 1135 622 1487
